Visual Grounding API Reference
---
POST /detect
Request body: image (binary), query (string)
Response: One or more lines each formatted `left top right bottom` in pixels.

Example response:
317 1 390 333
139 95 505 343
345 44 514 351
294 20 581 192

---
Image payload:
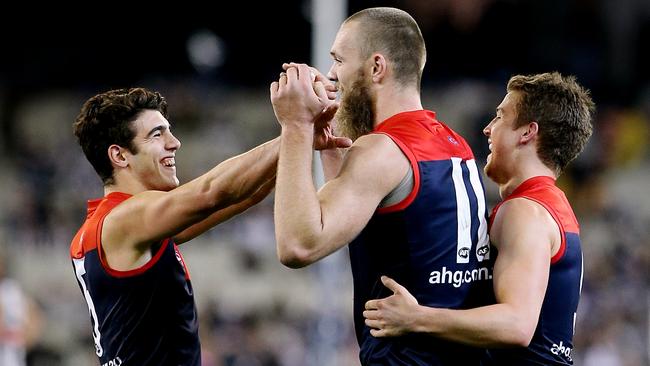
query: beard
335 71 376 141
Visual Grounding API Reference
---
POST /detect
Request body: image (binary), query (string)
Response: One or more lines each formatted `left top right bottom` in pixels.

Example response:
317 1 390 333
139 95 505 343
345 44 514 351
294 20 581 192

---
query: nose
167 132 181 151
326 64 336 83
483 121 492 137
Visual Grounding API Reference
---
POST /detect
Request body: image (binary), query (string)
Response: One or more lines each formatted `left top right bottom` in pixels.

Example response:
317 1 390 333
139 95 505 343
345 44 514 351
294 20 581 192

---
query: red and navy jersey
485 176 582 365
70 192 200 366
350 110 493 365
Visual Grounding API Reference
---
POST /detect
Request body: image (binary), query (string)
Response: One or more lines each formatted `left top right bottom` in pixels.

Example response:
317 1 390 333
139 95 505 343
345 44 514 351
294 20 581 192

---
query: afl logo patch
458 247 470 258
447 136 459 145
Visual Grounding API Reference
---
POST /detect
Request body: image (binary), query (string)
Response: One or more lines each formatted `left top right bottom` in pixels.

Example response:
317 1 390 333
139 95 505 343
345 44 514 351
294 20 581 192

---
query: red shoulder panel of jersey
494 176 580 264
70 192 132 259
508 177 580 234
69 191 173 277
373 110 475 162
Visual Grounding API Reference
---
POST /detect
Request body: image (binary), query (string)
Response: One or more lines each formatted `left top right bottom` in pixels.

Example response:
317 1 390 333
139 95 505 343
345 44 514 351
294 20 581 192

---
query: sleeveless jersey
484 176 583 365
70 192 200 366
350 110 493 365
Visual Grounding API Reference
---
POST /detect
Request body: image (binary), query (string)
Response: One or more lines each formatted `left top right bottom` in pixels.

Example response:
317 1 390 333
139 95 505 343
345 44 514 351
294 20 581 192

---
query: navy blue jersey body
351 110 494 365
71 192 200 366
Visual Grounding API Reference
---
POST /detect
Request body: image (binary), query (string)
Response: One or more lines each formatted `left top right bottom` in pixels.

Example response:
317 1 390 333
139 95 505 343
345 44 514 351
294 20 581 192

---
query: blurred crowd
0 0 648 365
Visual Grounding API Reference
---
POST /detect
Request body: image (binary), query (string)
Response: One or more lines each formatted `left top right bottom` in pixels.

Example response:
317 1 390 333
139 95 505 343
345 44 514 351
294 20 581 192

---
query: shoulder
491 197 558 249
333 133 410 197
349 133 410 172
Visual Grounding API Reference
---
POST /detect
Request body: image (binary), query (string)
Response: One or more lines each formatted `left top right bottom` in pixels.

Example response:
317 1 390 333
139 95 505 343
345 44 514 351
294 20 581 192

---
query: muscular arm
271 63 403 268
364 198 560 347
275 133 408 268
102 137 279 268
174 176 276 244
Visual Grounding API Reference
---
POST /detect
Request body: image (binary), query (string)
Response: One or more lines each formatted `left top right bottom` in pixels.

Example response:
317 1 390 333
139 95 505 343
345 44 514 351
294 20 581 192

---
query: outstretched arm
174 176 276 244
102 137 280 265
364 198 558 347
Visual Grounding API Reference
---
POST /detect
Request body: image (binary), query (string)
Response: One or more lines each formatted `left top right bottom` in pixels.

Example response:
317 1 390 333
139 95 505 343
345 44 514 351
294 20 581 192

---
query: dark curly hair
73 87 168 185
508 72 595 175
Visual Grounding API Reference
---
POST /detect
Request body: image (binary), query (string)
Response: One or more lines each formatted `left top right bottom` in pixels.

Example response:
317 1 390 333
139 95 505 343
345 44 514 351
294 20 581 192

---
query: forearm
174 176 275 244
199 137 279 207
275 126 324 267
413 304 534 348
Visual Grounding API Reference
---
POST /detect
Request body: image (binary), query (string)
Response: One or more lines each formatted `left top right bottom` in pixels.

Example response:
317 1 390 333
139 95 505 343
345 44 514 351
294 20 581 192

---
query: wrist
412 305 438 335
281 125 314 145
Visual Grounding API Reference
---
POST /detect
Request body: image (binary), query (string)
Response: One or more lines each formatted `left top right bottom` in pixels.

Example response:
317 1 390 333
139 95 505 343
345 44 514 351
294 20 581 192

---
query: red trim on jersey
374 111 475 161
492 176 579 264
173 244 192 280
372 110 476 213
70 191 173 278
99 239 170 278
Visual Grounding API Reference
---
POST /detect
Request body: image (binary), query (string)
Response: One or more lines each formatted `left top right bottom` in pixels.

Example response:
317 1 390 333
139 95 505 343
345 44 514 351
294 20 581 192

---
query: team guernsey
484 176 583 365
70 192 200 366
350 110 493 365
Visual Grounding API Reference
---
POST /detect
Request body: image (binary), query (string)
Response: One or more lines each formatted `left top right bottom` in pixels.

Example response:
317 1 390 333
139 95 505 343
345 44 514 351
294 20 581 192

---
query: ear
108 144 129 168
370 53 387 83
519 122 539 145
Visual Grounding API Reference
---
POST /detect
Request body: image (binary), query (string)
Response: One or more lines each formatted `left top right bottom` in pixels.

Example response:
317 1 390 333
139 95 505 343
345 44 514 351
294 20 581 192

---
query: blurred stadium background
0 0 648 365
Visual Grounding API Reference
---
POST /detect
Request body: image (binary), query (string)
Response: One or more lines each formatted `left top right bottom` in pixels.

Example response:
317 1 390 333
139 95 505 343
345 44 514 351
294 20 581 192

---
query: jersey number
73 257 104 357
451 158 490 264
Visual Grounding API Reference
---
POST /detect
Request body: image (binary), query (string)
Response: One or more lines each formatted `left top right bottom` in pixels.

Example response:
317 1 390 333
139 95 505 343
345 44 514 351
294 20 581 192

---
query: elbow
504 324 535 348
276 238 317 269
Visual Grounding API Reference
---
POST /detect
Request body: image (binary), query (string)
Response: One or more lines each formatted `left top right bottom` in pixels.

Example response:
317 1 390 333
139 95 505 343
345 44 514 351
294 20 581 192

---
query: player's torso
487 177 583 365
350 111 493 365
70 193 200 366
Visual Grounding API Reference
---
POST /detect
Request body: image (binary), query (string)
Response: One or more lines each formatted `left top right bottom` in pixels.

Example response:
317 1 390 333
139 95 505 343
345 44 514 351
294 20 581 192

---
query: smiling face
483 91 523 184
124 110 181 191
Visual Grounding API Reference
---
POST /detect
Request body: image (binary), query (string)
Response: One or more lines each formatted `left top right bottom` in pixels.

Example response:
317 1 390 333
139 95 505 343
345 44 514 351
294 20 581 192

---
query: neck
104 175 148 196
498 157 556 199
374 85 423 126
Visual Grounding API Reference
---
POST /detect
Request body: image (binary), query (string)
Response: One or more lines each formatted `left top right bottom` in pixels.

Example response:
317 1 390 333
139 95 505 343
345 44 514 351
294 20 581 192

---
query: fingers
365 317 389 338
381 275 404 294
365 299 379 310
369 328 387 338
270 81 279 96
285 66 299 83
313 81 328 101
321 103 339 121
334 136 353 148
279 72 288 86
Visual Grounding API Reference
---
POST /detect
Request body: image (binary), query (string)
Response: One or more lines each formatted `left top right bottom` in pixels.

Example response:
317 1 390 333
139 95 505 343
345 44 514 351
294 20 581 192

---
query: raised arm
271 64 408 268
364 198 558 347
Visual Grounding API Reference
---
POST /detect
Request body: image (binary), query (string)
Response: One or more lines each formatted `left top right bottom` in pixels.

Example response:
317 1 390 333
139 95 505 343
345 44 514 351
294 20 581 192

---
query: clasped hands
270 62 352 150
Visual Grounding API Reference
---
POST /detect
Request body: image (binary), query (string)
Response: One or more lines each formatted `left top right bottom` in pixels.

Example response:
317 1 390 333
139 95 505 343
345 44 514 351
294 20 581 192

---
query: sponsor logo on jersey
429 266 492 288
102 357 123 366
550 341 572 362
